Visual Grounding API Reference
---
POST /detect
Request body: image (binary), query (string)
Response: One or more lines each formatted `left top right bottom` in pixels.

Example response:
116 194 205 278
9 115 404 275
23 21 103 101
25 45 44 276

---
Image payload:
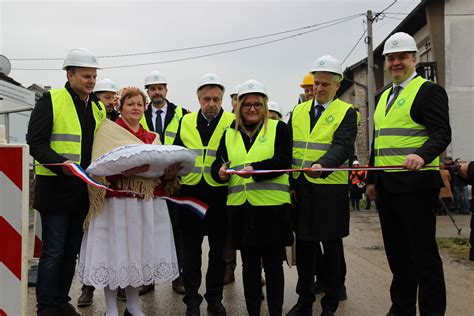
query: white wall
444 0 474 161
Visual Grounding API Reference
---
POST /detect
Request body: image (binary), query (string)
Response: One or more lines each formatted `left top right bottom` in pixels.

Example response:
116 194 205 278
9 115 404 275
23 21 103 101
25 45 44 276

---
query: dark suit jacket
143 100 188 132
367 78 452 193
288 99 358 241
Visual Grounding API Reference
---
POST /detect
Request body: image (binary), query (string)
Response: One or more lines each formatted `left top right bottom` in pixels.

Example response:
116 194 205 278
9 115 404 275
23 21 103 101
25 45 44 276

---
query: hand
458 162 469 179
403 154 425 171
366 184 376 201
305 163 322 179
122 164 150 177
163 163 183 180
238 165 254 178
61 160 75 176
218 165 230 181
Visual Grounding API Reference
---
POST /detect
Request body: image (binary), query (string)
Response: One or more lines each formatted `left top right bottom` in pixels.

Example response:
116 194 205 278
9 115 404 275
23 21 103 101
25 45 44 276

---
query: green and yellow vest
374 76 439 171
140 105 184 144
291 98 354 184
226 119 291 206
180 111 234 186
35 88 106 176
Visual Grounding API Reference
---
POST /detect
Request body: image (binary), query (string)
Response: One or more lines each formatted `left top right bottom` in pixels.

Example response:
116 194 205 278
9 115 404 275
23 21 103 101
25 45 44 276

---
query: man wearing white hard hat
268 101 283 120
139 70 189 296
141 70 189 145
94 78 120 121
366 32 450 316
288 55 358 316
230 84 241 113
173 73 234 315
27 48 106 316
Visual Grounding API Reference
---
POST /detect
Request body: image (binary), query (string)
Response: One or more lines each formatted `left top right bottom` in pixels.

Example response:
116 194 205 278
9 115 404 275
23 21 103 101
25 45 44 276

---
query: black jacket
173 108 228 234
27 82 101 213
210 120 293 249
288 100 358 241
367 79 452 193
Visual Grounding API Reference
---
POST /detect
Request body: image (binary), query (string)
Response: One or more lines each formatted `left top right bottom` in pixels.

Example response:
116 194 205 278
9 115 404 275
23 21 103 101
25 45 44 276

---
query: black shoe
185 304 200 316
321 310 334 316
123 308 132 316
138 283 154 296
172 276 186 294
77 286 94 307
286 302 312 316
37 309 61 316
117 288 127 301
207 301 226 315
58 303 81 316
339 285 347 301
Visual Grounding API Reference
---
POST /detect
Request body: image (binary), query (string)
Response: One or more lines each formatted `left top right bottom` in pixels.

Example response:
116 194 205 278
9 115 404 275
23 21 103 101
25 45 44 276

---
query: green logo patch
325 114 335 123
397 98 406 107
258 136 267 143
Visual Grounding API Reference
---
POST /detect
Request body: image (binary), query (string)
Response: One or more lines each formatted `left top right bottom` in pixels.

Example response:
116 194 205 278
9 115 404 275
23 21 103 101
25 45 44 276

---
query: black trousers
296 239 343 313
241 245 285 316
181 219 227 307
314 242 347 288
377 188 446 316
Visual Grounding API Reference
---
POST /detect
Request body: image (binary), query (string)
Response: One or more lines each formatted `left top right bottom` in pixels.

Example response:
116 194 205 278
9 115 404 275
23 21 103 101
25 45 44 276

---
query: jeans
453 186 470 212
36 210 86 312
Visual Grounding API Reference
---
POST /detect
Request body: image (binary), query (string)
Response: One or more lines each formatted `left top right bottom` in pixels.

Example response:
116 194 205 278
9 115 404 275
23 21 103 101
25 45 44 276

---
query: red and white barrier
0 144 29 316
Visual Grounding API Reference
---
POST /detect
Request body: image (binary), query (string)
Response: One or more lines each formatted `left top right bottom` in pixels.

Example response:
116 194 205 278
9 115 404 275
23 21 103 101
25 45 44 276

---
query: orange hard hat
300 73 314 88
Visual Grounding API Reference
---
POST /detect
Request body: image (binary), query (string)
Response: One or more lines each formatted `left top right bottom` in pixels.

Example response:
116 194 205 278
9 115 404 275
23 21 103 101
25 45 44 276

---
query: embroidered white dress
78 197 179 289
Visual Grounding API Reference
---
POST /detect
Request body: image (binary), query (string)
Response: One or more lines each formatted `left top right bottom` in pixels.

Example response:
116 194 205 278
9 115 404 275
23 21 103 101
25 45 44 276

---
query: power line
13 15 361 71
385 12 474 16
11 14 363 61
342 29 367 65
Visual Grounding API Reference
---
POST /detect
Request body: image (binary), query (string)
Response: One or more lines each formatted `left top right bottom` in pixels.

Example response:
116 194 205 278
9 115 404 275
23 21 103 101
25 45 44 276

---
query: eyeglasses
241 103 263 110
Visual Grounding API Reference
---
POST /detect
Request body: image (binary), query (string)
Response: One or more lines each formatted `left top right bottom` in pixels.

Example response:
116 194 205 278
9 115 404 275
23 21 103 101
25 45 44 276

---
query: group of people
27 31 463 316
440 156 472 215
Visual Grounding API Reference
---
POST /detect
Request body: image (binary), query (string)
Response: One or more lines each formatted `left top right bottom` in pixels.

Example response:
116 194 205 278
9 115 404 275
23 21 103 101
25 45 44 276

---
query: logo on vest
396 98 406 107
325 114 335 124
258 136 267 143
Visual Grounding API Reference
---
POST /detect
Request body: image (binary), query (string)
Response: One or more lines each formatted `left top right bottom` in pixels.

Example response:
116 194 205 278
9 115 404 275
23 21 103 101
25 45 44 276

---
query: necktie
155 109 163 142
314 104 325 124
386 86 402 114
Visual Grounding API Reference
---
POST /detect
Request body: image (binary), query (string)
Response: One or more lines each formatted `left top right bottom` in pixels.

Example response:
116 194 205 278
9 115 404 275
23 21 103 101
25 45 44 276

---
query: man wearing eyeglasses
287 55 357 316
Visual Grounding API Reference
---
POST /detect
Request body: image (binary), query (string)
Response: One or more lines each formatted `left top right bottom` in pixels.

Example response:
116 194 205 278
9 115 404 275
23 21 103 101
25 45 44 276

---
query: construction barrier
0 144 30 316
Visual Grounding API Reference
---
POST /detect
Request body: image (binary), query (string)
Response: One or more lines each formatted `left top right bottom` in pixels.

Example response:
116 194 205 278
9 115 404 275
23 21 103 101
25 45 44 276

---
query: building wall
444 0 474 160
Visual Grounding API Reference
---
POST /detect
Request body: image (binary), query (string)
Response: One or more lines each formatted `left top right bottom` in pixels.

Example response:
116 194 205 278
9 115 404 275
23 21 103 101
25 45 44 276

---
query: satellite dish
0 55 12 76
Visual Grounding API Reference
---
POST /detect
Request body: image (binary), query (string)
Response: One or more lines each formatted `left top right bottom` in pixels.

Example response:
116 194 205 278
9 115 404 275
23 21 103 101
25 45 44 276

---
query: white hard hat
94 78 118 93
230 84 241 96
196 73 225 93
145 70 167 88
268 101 282 117
383 32 418 55
238 79 268 99
62 48 99 70
352 160 360 165
311 55 343 79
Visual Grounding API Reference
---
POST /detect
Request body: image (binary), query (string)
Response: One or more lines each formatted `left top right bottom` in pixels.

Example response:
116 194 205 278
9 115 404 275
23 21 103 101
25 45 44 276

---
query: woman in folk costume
212 80 293 316
78 87 181 316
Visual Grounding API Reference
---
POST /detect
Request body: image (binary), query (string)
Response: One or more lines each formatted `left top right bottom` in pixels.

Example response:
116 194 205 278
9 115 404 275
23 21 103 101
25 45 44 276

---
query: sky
1 0 421 117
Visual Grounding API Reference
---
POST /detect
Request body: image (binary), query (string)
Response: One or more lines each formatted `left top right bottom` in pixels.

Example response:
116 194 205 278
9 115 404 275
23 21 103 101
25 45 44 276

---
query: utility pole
366 10 376 149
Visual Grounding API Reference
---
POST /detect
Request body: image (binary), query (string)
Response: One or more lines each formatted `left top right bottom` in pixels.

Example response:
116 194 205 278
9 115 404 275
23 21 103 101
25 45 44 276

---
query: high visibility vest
35 88 106 176
180 111 235 186
226 119 291 206
291 98 354 184
374 76 439 172
140 105 184 144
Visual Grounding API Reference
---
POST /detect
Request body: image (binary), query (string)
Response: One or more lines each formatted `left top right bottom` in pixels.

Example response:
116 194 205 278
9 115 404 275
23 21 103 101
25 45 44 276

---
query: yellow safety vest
291 98 354 184
226 120 291 206
35 88 106 176
374 76 439 171
140 105 184 144
180 111 235 186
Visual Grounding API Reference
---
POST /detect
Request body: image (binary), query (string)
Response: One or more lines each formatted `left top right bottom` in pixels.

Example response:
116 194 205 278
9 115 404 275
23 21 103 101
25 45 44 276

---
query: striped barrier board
0 145 29 316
